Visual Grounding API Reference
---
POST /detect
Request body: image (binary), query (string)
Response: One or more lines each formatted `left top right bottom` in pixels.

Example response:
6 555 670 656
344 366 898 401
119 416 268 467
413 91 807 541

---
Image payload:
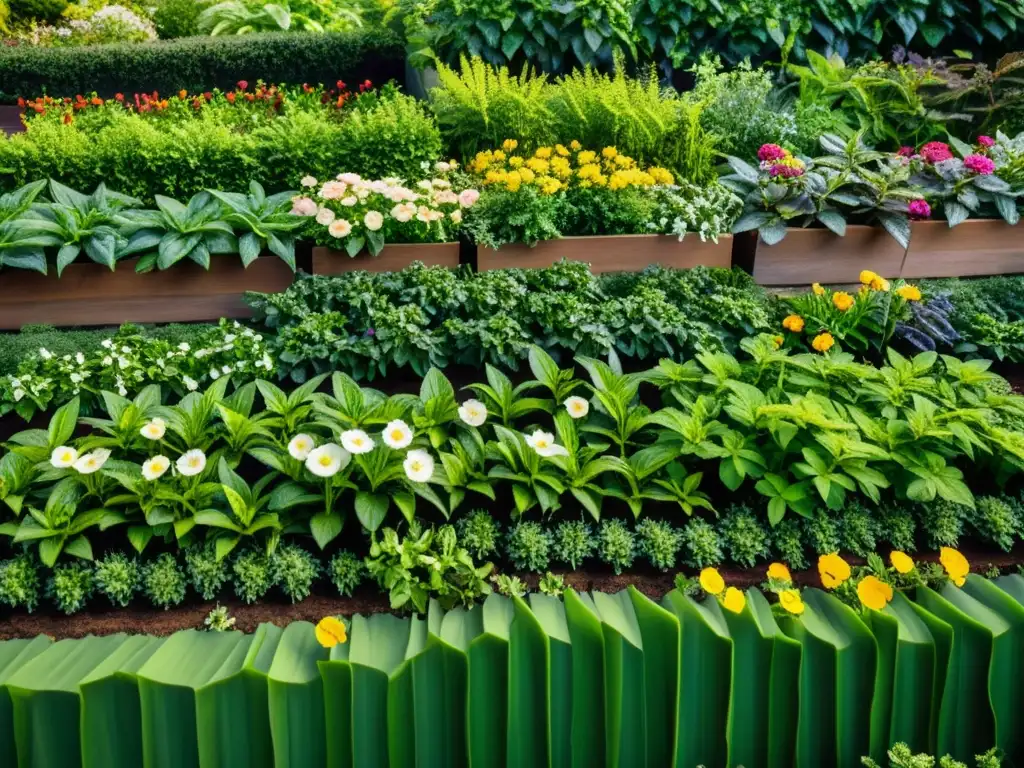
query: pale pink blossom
449 209 463 224
300 175 317 188
290 197 317 216
319 181 347 200
328 219 352 238
391 203 416 222
458 189 480 208
364 211 384 231
433 190 458 205
340 196 358 207
315 207 336 225
338 173 362 185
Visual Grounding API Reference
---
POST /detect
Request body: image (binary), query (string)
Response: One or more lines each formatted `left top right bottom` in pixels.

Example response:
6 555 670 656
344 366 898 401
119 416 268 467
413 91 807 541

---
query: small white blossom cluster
23 5 156 46
290 165 479 251
648 183 743 243
0 320 274 418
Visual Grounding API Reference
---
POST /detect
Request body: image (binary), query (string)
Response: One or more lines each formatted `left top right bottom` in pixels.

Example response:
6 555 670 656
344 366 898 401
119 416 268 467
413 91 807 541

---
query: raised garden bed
0 257 295 329
902 219 1024 279
476 234 733 272
311 243 461 274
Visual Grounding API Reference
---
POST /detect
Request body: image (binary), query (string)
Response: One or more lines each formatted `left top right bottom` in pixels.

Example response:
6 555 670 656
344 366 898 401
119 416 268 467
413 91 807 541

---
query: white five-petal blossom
305 443 351 478
526 430 569 457
50 446 79 469
74 448 111 475
341 429 374 454
403 449 434 482
382 420 413 449
458 399 487 427
177 449 207 477
288 434 315 461
140 417 166 440
142 455 170 481
563 396 590 419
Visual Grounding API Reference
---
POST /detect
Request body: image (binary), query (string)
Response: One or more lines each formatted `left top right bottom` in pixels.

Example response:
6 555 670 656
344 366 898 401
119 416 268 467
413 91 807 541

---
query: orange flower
773 335 784 348
812 333 835 353
782 315 805 333
178 89 187 100
90 97 103 106
832 292 854 311
226 92 236 103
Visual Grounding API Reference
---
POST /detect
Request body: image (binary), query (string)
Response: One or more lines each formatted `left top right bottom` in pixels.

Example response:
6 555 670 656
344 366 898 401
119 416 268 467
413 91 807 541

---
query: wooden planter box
902 219 1024 279
312 243 461 275
0 104 23 136
0 256 294 329
476 234 733 272
745 226 906 286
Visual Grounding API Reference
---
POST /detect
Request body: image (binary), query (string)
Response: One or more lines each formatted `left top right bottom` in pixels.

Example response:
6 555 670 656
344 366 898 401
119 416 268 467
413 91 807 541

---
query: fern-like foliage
430 55 554 158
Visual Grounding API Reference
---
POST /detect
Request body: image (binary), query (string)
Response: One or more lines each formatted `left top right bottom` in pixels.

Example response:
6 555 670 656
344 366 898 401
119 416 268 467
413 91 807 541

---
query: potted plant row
725 135 1024 285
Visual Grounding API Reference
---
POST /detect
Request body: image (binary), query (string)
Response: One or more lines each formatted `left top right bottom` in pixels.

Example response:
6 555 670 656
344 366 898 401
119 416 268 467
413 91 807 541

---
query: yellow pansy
768 562 792 583
782 314 805 332
859 270 879 285
315 616 348 647
870 276 890 292
723 587 746 614
818 553 851 589
699 567 725 595
812 283 825 296
779 589 805 615
890 551 915 574
501 139 518 152
940 547 970 587
857 575 894 611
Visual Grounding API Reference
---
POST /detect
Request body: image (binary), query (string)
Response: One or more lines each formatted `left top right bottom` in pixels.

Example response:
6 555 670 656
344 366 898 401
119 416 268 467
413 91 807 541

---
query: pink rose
919 142 953 163
963 154 996 175
338 173 361 185
458 189 480 208
290 197 317 216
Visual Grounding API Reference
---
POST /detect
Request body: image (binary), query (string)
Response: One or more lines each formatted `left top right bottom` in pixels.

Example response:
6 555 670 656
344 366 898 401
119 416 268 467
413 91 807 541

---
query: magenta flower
897 146 916 158
963 154 996 175
920 142 954 163
758 143 787 163
978 135 995 148
908 199 931 220
769 164 804 179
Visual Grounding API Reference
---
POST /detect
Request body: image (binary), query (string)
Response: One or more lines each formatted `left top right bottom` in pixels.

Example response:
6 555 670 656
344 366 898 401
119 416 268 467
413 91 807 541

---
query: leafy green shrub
233 548 277 604
0 29 403 102
273 543 321 603
506 521 552 572
491 573 527 597
455 509 501 560
718 505 770 568
598 519 636 575
862 741 1002 768
184 543 231 601
47 562 94 615
152 0 208 37
462 186 562 250
921 501 965 550
204 604 236 631
839 502 880 558
804 510 841 555
538 571 566 597
681 518 723 569
8 0 66 24
877 504 918 552
551 520 595 569
771 518 808 570
94 553 141 608
0 554 40 612
328 550 365 596
144 553 187 609
636 519 682 571
971 496 1020 552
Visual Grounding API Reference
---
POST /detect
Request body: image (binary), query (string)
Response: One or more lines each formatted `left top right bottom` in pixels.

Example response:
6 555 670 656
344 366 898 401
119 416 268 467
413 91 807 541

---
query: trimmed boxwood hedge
0 30 405 103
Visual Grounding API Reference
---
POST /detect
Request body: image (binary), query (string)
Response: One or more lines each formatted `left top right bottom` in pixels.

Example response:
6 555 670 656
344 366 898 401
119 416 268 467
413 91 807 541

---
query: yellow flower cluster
699 567 746 614
859 269 891 293
470 141 674 195
767 562 805 615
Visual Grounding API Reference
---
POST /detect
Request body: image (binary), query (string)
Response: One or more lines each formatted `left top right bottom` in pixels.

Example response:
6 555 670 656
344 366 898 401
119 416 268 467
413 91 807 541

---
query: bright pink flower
769 164 804 178
920 141 954 163
757 143 787 162
977 135 995 148
897 146 915 157
237 80 249 91
908 199 931 220
963 154 996 175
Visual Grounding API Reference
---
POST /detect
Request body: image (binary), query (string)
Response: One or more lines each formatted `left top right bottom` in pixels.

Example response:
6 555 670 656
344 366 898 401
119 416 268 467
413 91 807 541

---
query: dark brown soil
4 545 1022 641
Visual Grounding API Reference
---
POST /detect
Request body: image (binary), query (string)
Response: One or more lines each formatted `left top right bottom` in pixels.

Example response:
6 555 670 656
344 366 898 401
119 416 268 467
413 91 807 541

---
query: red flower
203 91 212 101
757 143 787 162
237 80 249 90
62 113 72 125
115 93 124 102
226 92 236 103
920 141 953 163
897 146 915 157
336 80 346 91
359 79 372 92
245 93 255 102
90 97 103 106
16 97 24 107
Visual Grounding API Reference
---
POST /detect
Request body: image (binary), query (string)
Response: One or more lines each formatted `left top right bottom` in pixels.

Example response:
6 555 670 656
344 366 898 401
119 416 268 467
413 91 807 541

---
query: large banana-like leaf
267 621 329 766
0 636 52 767
318 619 353 768
507 594 549 768
628 586 679 768
563 589 606 768
529 593 572 768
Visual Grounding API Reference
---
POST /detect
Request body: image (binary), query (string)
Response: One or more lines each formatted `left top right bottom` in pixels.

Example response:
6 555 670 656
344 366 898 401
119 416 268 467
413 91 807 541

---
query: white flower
101 339 113 350
210 368 221 380
526 430 569 457
183 375 199 392
301 175 318 188
403 449 434 483
459 189 480 208
70 373 83 384
391 203 416 222
39 348 52 360
564 396 590 419
178 342 190 352
13 389 25 402
382 420 413 449
364 210 384 231
449 209 463 224
316 207 336 226
338 173 361 185
142 455 170 481
140 417 166 440
341 429 374 454
328 219 352 238
50 446 79 468
305 443 350 478
288 434 315 460
75 352 85 365
221 365 232 375
340 196 358 207
102 356 113 366
458 399 487 427
74 448 111 474
121 346 131 354
177 449 207 477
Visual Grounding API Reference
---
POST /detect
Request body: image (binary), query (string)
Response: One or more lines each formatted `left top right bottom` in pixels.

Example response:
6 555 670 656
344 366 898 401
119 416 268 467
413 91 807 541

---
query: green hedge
0 580 1017 767
0 30 405 103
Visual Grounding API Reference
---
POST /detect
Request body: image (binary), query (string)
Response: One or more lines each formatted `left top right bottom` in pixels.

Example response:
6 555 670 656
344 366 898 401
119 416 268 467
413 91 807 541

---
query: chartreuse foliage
0 579 1021 767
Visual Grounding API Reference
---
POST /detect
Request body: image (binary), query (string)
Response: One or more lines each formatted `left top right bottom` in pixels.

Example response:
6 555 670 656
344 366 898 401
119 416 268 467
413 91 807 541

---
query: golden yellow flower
812 282 825 296
570 139 582 151
502 139 518 152
896 285 922 302
650 167 674 184
779 589 804 615
812 332 835 353
492 149 506 162
315 616 347 647
723 587 746 614
890 551 914 574
577 150 597 165
940 547 970 587
534 146 552 159
859 270 879 285
540 178 562 195
699 567 725 595
870 276 890 292
555 144 569 156
518 167 536 183
782 314 805 333
832 291 855 311
818 553 851 589
526 157 550 174
508 156 524 168
857 575 894 611
602 146 618 159
768 562 792 583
